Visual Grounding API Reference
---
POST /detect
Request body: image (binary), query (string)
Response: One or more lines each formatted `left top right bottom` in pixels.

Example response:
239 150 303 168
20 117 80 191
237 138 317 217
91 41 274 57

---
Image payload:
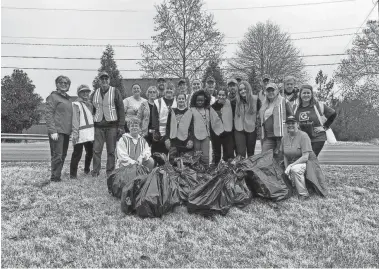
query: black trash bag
135 153 181 218
120 174 149 215
107 164 149 199
187 160 250 216
237 150 291 202
305 152 328 197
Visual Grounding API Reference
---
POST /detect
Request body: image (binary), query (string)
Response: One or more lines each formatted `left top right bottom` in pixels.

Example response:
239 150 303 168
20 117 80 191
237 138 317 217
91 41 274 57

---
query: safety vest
260 96 287 139
92 87 118 122
73 101 94 144
122 135 146 160
154 97 177 136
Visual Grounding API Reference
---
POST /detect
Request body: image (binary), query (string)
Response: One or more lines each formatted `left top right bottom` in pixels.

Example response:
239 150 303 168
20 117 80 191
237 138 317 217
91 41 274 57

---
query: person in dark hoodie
70 84 94 179
45 75 73 182
91 71 125 178
283 76 299 112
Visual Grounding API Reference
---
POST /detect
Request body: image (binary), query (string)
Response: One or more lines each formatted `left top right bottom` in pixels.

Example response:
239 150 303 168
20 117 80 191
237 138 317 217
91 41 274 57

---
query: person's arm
138 101 150 137
257 98 262 112
141 140 152 161
71 103 80 144
323 104 337 129
165 109 172 141
45 95 57 135
116 137 136 166
90 92 96 115
115 89 125 129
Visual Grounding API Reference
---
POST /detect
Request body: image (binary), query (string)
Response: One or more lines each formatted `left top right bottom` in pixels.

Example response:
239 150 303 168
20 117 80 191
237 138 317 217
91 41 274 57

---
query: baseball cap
77 84 91 95
227 78 238 85
265 83 278 91
263 74 270 81
98 71 109 79
157 77 165 82
285 115 298 123
206 76 215 83
178 78 186 85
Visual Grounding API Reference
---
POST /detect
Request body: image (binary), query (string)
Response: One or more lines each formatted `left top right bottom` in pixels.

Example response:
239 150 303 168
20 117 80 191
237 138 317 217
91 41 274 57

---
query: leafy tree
229 20 307 83
315 70 336 107
201 60 225 90
246 67 260 95
335 20 379 108
139 0 224 79
1 69 43 133
93 45 125 97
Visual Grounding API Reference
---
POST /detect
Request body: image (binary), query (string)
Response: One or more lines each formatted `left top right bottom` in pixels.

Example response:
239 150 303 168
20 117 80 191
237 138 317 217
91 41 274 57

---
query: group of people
46 72 336 199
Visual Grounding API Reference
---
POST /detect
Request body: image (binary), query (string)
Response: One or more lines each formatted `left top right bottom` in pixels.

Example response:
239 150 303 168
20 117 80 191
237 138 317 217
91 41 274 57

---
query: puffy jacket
45 91 73 135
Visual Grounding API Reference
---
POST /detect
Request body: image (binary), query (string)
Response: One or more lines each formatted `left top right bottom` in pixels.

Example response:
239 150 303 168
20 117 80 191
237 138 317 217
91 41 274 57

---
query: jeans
93 127 118 176
70 141 93 177
312 141 325 157
289 163 309 197
194 137 210 166
234 130 257 158
49 133 70 181
211 131 235 164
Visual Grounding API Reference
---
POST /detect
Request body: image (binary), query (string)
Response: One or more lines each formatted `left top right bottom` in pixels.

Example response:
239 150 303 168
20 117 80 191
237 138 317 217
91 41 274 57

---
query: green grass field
1 162 379 267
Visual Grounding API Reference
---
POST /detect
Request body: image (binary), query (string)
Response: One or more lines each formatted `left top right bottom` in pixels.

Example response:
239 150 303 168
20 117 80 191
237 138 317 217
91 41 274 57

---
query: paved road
2 142 379 165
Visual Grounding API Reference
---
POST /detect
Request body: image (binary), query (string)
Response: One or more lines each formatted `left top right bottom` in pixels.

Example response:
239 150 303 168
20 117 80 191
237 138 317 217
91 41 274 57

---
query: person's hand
50 133 59 141
314 126 325 133
186 140 193 149
136 157 143 165
165 139 171 150
285 164 293 175
72 135 78 145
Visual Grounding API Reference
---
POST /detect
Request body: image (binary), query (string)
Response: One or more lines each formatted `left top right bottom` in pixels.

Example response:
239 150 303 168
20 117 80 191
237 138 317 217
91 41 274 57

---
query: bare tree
138 0 224 79
229 20 307 83
335 20 379 107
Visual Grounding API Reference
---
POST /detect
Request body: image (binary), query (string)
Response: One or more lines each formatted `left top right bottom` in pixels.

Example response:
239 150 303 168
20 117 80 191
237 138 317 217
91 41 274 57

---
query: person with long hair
45 75 73 182
145 85 158 145
176 90 224 166
123 83 149 136
234 81 261 157
294 84 337 156
259 83 293 154
211 88 234 164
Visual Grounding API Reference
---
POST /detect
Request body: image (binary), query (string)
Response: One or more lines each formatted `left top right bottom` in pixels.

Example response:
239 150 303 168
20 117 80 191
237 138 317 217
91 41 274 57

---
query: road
1 142 379 165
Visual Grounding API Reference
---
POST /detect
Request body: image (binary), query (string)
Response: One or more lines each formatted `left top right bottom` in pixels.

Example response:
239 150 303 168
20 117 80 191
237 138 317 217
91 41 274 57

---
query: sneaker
84 169 90 175
91 171 99 177
51 177 62 182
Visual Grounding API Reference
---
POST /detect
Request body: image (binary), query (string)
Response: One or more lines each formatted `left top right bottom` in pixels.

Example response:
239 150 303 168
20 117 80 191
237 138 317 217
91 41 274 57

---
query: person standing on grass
91 71 125 178
294 84 337 156
70 84 94 179
204 76 217 105
151 82 177 154
210 88 234 164
283 76 299 111
157 77 166 98
234 81 261 158
259 83 293 154
45 75 73 182
116 118 155 171
164 93 193 164
123 83 149 136
145 86 159 146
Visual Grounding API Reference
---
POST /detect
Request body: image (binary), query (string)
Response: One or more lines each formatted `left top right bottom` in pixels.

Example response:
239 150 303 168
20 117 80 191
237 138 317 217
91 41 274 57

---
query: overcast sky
1 0 378 99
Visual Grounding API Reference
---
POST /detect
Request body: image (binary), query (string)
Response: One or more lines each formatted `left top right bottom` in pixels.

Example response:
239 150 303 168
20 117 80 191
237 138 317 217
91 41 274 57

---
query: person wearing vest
211 88 235 164
260 83 293 154
177 90 224 166
234 81 261 158
164 93 194 164
124 83 149 136
116 118 154 171
157 77 166 98
91 71 125 177
45 75 73 182
145 86 159 146
151 82 177 154
205 76 217 105
283 76 299 112
294 84 337 156
70 85 94 179
258 74 270 103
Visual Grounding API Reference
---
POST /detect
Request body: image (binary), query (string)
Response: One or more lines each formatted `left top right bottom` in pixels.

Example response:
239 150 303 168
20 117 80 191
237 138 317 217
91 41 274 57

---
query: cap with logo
285 115 298 123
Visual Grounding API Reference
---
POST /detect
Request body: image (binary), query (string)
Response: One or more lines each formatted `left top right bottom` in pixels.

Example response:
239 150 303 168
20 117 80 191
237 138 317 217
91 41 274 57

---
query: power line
1 34 355 48
1 0 356 13
1 53 348 61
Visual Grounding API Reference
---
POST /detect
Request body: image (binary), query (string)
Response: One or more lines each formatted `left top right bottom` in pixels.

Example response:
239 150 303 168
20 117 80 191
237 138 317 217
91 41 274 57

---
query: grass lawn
1 162 379 267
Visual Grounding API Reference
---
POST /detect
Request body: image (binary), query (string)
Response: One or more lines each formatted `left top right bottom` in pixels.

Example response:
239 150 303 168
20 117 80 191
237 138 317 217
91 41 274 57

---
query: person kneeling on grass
116 118 154 171
282 115 328 200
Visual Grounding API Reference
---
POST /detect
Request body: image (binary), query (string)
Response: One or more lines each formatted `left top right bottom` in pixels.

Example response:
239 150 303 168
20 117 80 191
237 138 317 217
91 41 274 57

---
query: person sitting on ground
116 118 154 171
164 93 193 164
282 115 327 200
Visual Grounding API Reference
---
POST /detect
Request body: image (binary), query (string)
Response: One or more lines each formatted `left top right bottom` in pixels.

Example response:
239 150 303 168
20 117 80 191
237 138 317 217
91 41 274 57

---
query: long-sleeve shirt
116 134 151 167
45 91 73 135
90 87 125 129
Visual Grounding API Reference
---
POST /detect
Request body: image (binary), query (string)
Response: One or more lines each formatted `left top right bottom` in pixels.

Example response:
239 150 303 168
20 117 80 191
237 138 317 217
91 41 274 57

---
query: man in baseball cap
258 74 271 102
98 71 110 79
157 77 166 97
177 78 187 95
205 76 216 105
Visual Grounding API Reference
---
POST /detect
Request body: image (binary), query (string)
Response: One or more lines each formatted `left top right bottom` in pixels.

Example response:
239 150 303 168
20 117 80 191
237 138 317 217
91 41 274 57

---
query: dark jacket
45 91 73 135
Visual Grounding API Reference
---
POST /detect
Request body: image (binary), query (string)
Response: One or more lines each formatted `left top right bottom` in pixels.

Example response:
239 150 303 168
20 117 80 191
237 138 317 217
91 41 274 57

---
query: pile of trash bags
107 150 326 218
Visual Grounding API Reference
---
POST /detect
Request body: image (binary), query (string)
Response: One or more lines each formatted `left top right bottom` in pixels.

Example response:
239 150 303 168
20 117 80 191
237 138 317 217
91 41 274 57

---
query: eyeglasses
58 81 68 85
